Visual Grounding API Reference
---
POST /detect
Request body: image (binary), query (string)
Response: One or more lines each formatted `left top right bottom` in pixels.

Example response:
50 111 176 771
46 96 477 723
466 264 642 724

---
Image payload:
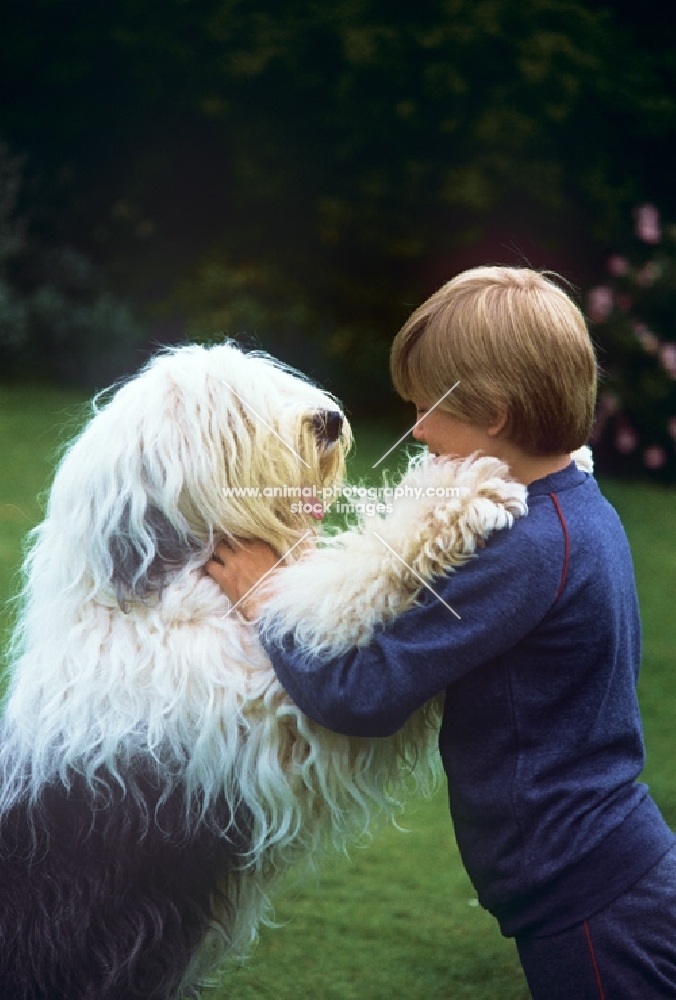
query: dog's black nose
312 410 344 444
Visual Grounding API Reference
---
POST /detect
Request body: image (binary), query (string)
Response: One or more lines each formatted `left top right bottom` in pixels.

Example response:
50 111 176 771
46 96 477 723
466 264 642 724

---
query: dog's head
48 342 351 610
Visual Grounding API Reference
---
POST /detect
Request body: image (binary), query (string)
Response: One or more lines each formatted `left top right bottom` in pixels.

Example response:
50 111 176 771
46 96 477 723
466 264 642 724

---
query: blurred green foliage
0 143 145 385
1 1 674 413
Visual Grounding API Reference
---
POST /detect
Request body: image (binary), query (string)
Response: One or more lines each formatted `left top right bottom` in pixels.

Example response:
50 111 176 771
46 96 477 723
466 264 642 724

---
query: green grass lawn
0 383 91 654
1 384 674 999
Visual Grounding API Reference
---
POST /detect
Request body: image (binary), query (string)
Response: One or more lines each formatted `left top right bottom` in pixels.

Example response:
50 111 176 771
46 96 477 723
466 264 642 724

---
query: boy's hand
206 540 279 619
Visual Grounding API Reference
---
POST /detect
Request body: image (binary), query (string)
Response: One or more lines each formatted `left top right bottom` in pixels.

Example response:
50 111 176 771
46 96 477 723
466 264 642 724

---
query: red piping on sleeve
549 492 570 603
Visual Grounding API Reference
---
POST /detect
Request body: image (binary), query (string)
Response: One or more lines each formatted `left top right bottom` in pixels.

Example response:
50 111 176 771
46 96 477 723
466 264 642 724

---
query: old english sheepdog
0 341 589 998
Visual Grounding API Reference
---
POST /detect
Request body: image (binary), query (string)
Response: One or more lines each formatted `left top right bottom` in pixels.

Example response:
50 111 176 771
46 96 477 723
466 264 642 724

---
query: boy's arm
258 524 561 737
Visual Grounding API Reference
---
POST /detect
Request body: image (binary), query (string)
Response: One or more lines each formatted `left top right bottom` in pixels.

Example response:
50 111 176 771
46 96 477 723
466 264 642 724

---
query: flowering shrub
586 204 676 483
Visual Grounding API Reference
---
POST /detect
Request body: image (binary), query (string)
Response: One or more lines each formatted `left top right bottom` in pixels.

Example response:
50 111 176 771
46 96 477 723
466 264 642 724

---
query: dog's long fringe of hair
0 343 447 999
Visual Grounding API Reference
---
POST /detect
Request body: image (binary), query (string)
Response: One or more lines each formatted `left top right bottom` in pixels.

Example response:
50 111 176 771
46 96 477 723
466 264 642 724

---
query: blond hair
391 266 598 455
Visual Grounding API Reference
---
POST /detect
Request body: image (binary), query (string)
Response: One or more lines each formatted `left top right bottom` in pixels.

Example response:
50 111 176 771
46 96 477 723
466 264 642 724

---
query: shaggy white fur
0 340 593 999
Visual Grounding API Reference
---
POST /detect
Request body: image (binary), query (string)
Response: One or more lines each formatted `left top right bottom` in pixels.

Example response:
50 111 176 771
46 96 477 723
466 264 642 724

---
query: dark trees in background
0 0 674 472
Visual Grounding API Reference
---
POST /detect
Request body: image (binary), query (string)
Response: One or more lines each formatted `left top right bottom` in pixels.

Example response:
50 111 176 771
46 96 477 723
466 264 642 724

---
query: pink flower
615 423 638 454
615 294 632 312
659 342 676 378
634 204 661 244
644 446 666 470
607 255 630 277
668 417 676 441
598 391 620 415
633 322 659 354
587 286 613 323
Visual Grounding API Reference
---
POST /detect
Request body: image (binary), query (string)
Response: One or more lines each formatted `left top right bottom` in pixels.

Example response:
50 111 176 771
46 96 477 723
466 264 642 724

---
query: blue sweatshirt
261 461 675 936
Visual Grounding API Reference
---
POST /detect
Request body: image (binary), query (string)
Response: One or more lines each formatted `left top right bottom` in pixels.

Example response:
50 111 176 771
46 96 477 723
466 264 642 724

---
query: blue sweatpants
515 845 676 999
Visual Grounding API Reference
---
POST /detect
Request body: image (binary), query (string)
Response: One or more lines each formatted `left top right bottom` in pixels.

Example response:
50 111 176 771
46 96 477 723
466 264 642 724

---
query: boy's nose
412 420 426 442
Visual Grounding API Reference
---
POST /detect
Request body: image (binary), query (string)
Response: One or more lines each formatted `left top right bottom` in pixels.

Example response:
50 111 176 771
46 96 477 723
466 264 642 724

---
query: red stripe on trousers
584 920 606 1000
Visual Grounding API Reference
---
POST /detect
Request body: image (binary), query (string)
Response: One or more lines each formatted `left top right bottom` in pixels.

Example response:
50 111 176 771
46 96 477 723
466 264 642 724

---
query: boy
207 266 676 998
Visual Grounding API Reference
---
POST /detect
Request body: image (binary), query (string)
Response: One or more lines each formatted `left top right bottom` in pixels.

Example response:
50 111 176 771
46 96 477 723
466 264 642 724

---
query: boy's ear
487 405 509 438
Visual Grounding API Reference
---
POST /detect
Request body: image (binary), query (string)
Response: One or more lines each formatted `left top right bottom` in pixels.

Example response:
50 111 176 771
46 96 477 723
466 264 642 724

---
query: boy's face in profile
411 399 573 486
412 402 501 459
